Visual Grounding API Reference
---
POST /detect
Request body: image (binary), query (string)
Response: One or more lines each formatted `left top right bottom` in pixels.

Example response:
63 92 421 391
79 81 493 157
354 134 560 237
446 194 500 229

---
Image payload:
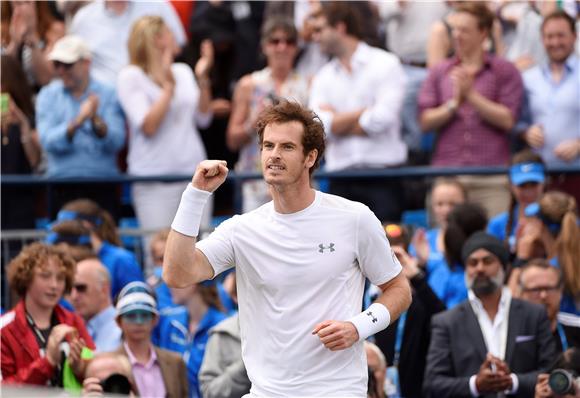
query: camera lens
549 369 574 395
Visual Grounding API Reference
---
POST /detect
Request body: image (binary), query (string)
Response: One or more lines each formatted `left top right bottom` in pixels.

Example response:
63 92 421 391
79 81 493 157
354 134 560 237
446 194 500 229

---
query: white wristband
348 303 391 341
171 184 212 237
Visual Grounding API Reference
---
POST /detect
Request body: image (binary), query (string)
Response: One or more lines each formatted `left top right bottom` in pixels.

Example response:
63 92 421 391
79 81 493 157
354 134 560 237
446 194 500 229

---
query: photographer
82 352 137 397
535 348 580 398
1 243 95 386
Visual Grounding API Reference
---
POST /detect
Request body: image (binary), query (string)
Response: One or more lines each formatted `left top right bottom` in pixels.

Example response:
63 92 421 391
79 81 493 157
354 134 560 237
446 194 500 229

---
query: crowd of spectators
1 1 580 397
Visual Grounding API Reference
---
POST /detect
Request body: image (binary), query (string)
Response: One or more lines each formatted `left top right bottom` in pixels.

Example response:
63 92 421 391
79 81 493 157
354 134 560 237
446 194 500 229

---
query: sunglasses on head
72 283 88 293
53 61 75 70
268 37 296 46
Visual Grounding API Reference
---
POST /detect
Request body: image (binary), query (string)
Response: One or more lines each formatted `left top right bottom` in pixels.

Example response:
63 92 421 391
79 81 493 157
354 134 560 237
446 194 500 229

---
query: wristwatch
446 99 458 114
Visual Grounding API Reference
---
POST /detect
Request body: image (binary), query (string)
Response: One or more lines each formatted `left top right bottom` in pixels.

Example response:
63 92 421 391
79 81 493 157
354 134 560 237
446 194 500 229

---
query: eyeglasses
72 283 88 293
521 285 561 297
268 37 297 46
53 61 75 70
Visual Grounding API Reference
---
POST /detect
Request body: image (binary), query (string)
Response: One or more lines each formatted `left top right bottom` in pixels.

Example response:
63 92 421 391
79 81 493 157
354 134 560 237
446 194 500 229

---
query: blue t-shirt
409 228 445 275
428 261 466 309
487 206 519 252
98 242 144 299
550 257 579 315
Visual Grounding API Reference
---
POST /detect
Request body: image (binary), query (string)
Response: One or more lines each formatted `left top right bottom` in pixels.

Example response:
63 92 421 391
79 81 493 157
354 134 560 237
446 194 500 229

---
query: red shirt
418 54 523 166
0 300 95 385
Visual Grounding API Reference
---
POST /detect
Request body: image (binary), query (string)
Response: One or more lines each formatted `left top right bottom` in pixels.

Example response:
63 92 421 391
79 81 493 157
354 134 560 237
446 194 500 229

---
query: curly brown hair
256 100 326 176
7 242 76 298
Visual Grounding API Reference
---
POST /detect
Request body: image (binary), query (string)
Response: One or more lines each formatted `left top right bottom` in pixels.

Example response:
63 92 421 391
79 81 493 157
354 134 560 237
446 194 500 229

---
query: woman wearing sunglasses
114 282 189 398
1 243 95 386
227 16 309 213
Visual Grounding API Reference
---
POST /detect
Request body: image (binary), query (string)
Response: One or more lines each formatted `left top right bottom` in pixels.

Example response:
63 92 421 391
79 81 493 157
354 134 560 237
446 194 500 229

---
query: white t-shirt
117 63 211 176
197 191 402 397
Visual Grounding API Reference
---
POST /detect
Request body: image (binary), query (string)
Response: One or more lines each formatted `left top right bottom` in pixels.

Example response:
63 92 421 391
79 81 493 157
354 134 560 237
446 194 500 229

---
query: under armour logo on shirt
318 243 335 253
367 311 378 323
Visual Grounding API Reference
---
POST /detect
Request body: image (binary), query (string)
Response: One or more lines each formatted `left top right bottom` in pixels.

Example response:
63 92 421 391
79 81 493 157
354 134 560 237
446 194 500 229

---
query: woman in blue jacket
155 281 227 398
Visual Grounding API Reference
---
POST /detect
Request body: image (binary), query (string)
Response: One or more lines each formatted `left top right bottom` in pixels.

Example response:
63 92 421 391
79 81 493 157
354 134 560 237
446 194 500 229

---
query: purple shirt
124 342 166 398
418 54 523 166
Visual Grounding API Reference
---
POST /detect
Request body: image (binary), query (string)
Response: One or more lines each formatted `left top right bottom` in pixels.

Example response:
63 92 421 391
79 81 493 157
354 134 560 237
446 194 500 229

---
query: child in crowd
156 281 227 398
114 282 189 398
512 191 580 315
488 150 546 252
1 243 95 386
427 203 488 308
410 178 467 276
47 199 144 298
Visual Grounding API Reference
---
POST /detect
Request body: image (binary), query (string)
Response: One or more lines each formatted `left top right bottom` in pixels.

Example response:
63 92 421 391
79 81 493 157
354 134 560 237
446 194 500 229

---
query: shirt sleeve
36 86 74 154
358 56 406 137
496 61 524 120
308 71 336 141
97 88 126 152
117 67 151 131
417 67 442 113
356 206 402 286
197 217 238 278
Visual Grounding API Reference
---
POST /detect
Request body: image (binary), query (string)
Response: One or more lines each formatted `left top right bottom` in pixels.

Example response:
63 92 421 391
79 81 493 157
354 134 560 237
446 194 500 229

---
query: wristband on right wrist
348 302 391 342
171 184 212 237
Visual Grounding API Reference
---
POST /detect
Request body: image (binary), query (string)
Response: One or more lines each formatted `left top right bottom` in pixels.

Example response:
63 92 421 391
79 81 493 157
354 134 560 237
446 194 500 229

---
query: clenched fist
192 160 229 193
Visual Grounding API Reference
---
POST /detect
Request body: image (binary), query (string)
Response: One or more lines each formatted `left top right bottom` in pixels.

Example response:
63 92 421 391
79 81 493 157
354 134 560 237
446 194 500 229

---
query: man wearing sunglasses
70 258 121 353
519 259 580 352
36 35 125 179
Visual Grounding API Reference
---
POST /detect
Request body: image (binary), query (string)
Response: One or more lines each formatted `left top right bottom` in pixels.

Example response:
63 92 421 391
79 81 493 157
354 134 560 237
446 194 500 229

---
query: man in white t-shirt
163 100 412 397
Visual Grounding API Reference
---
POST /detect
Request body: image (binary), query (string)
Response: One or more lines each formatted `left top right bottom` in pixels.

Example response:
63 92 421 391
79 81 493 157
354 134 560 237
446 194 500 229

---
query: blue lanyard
556 322 568 351
393 311 407 366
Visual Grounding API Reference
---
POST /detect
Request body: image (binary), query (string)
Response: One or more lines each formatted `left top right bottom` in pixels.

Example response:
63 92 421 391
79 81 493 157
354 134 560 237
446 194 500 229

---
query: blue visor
56 210 102 226
510 163 545 186
45 232 91 246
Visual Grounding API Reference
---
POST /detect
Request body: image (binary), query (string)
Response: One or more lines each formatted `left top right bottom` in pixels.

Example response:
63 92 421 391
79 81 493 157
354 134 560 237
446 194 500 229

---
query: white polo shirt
197 191 401 397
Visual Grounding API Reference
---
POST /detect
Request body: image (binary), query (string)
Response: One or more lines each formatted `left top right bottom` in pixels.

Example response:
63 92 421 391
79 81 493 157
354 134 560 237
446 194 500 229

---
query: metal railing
2 165 579 308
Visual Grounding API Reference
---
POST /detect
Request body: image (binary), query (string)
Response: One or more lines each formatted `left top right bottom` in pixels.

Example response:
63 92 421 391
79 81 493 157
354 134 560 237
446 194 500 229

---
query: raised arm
163 160 229 288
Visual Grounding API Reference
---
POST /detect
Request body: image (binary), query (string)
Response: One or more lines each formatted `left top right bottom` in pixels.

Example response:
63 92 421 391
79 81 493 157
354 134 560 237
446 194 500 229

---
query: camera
100 373 132 395
549 369 580 395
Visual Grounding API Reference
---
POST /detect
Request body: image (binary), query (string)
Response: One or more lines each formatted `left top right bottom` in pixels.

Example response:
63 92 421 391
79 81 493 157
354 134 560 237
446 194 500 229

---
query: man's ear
336 21 347 35
306 149 318 169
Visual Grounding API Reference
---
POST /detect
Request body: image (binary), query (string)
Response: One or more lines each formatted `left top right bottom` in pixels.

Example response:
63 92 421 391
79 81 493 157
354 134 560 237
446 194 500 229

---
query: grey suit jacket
424 298 556 398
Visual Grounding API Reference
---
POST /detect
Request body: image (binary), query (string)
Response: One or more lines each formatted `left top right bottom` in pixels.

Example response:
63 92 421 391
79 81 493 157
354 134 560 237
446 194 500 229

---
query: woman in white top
117 15 213 271
227 16 309 213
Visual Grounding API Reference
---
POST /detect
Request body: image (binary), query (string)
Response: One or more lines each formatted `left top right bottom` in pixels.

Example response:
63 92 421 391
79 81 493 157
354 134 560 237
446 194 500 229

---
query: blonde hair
128 15 166 73
539 191 580 297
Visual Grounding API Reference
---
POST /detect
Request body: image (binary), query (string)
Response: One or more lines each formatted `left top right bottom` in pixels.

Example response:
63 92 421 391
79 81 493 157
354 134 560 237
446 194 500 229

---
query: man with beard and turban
424 232 556 398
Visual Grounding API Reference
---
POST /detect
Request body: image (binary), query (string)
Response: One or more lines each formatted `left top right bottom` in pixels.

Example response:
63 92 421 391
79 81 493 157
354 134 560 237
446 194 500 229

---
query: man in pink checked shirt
418 1 524 218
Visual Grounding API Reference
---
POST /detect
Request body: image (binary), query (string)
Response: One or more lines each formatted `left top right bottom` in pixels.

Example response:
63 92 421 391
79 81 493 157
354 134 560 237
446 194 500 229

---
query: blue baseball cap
509 163 545 186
